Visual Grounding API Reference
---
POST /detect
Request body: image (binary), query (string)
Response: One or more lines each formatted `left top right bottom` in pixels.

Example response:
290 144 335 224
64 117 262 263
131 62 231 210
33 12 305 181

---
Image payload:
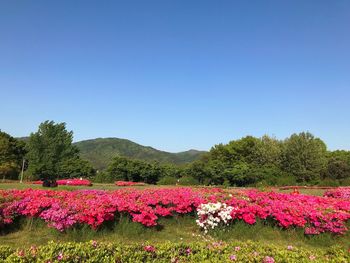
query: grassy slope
0 183 348 250
74 138 206 170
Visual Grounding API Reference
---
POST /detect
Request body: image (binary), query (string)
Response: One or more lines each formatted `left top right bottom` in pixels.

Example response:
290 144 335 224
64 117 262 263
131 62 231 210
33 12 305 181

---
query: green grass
1 215 349 250
0 182 329 197
0 182 160 191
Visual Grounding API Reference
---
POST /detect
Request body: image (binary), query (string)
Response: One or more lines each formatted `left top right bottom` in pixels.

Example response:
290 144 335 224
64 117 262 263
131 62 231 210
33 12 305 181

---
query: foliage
75 138 205 170
182 132 346 187
282 132 327 182
157 176 178 185
0 131 26 180
25 121 95 180
105 156 179 184
58 157 95 179
0 239 349 262
178 176 200 186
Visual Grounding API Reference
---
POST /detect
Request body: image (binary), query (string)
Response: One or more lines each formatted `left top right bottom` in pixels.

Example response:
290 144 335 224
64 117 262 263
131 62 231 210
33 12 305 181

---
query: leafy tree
105 156 166 184
59 157 96 179
282 132 327 182
254 135 282 166
26 121 84 180
323 151 350 181
0 130 26 180
184 160 209 184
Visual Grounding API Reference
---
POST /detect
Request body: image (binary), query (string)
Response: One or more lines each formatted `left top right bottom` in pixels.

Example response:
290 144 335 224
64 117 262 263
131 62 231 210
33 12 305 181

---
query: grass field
0 181 328 195
0 182 348 253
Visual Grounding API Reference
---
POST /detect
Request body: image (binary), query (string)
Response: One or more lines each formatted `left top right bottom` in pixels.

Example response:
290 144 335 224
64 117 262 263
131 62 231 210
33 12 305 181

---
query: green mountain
74 138 206 170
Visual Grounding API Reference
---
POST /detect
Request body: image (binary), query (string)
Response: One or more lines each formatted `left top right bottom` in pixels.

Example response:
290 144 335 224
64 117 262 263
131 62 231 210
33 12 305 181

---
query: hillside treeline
1 121 349 186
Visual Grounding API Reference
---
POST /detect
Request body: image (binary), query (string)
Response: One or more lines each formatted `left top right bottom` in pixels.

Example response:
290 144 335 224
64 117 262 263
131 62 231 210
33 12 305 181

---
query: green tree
0 131 26 180
324 151 350 181
255 135 282 166
26 121 81 180
59 157 96 179
282 132 327 182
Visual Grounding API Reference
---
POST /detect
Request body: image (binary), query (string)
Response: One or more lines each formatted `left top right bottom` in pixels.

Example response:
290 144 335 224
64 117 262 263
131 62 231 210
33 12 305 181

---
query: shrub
157 176 178 185
0 240 349 262
179 176 200 186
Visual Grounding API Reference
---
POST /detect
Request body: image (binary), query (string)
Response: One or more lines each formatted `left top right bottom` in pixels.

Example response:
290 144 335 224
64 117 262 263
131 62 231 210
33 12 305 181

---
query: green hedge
0 240 349 262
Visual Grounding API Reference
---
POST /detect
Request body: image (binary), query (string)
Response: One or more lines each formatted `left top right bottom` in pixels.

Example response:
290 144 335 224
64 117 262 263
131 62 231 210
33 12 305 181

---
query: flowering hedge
0 240 349 262
324 187 350 199
0 188 349 235
115 181 146 186
31 179 92 186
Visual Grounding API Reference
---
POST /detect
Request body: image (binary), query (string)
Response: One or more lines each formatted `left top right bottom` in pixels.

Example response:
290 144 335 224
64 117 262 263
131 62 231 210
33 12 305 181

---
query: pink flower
234 246 241 251
229 254 237 261
144 245 156 253
186 248 192 255
263 256 275 263
91 240 98 248
57 252 63 260
309 255 316 260
287 245 293 250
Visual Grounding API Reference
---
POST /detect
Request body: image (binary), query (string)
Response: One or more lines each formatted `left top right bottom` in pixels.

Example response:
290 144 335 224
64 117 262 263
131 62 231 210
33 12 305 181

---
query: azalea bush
115 181 146 186
324 187 350 199
0 188 349 235
0 240 349 262
31 179 92 186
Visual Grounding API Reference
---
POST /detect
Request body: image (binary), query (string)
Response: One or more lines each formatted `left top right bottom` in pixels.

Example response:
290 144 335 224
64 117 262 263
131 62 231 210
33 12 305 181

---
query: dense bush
1 188 349 235
0 240 349 262
178 176 200 186
157 176 178 185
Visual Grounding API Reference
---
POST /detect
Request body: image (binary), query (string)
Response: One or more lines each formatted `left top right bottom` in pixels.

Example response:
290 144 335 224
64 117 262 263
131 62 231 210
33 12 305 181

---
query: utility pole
20 158 25 183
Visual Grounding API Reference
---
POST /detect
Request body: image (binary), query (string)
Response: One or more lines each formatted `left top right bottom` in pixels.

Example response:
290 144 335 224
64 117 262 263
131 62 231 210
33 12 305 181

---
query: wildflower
91 240 98 248
144 245 156 253
57 252 63 260
309 255 316 260
18 250 25 257
229 254 237 261
287 245 293 250
263 256 275 263
234 246 241 251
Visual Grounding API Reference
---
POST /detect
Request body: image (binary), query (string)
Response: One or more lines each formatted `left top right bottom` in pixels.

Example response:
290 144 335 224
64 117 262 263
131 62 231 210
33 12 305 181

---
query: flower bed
324 187 350 199
31 179 92 186
115 181 146 186
0 188 349 235
0 240 348 262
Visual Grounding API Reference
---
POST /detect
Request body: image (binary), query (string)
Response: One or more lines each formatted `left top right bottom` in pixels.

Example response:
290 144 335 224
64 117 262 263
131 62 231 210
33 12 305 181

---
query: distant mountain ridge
18 136 206 170
74 138 205 170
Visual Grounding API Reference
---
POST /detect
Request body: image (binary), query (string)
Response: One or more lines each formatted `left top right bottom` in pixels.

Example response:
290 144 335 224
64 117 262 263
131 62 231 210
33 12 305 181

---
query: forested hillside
74 138 205 170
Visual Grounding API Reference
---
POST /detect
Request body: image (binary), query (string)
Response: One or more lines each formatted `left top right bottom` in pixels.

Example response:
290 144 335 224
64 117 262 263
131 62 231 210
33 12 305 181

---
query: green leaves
26 121 94 180
0 130 26 180
1 240 349 262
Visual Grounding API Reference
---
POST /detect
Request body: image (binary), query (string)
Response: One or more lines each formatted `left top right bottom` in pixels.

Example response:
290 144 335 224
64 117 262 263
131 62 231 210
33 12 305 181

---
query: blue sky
0 1 349 152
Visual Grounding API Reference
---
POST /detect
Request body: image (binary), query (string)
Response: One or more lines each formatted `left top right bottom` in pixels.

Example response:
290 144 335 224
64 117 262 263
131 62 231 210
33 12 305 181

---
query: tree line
1 120 349 186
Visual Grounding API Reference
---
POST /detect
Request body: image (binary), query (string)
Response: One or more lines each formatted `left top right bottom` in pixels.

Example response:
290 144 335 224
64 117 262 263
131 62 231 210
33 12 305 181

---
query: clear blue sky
0 1 349 152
